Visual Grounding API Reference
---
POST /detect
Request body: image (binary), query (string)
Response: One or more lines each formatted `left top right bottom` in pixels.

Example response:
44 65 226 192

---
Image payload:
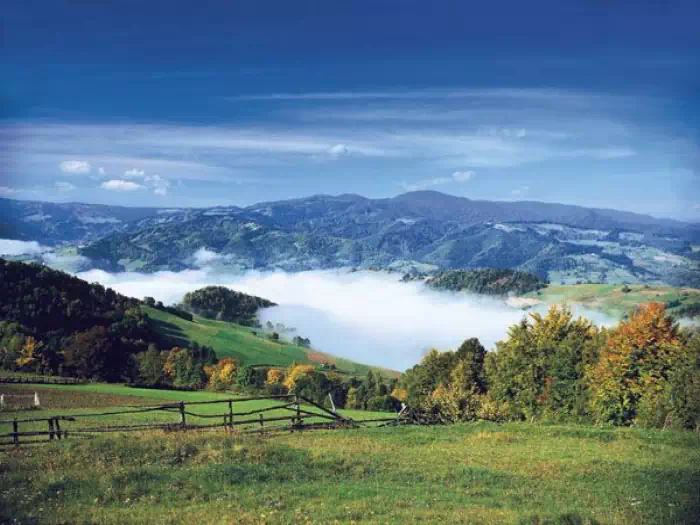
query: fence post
228 400 234 431
55 419 62 440
48 418 55 440
34 392 40 408
259 413 264 433
179 401 186 427
0 394 4 410
295 394 301 431
12 418 18 447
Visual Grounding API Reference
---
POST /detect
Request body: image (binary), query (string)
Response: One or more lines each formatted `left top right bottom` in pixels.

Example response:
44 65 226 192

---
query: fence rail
0 394 405 448
0 376 85 385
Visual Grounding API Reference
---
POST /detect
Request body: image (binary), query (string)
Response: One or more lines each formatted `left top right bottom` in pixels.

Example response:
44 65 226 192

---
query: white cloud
0 186 17 197
145 174 170 196
191 248 222 266
401 170 475 191
59 160 92 174
451 171 474 182
327 144 350 158
100 179 146 192
124 168 146 178
74 268 616 370
98 167 106 175
55 182 76 192
0 238 47 256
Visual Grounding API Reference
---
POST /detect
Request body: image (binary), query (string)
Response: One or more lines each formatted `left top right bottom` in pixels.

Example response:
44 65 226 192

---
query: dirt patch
306 351 337 365
0 386 154 410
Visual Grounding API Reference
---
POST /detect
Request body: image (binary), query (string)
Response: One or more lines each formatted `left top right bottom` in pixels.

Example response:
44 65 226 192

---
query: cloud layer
0 239 47 256
74 268 616 370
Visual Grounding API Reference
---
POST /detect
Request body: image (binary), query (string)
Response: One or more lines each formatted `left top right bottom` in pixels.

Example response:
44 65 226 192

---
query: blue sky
1 1 699 220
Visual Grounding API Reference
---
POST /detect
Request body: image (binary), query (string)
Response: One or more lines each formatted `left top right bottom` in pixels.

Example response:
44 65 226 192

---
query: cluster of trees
134 342 217 389
399 304 700 430
232 363 401 411
424 268 546 296
0 259 160 381
180 286 276 325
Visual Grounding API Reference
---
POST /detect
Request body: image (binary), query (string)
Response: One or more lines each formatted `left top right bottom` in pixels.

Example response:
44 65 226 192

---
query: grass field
1 416 698 524
145 306 399 378
523 284 700 319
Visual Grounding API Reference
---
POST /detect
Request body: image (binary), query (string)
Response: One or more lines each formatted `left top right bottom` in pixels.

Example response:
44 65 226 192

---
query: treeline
180 286 276 325
135 354 400 411
0 259 216 383
424 268 547 296
398 304 700 431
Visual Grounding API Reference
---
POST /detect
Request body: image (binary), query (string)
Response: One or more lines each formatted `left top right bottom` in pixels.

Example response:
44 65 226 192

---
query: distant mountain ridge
2 192 699 286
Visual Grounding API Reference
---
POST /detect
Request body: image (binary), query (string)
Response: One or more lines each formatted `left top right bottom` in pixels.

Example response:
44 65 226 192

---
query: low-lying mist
75 267 616 371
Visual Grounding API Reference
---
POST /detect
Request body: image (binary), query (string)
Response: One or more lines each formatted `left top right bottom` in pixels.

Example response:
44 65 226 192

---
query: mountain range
2 192 699 287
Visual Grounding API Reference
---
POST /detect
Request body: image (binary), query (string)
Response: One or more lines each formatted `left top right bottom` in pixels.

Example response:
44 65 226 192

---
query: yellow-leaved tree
266 368 284 385
15 336 41 370
282 364 315 392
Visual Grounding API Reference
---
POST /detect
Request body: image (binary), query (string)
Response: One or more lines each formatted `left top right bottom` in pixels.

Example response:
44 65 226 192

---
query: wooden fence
0 394 405 447
0 376 85 385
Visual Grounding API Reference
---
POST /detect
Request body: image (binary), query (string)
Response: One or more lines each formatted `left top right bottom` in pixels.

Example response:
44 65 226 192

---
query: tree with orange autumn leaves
586 303 685 426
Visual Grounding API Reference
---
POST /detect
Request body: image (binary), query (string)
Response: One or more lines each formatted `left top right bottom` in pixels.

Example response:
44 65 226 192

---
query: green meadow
1 415 697 524
144 306 398 378
524 283 700 319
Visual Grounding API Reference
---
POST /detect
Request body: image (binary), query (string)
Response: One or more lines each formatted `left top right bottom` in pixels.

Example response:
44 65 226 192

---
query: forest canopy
424 268 546 296
180 285 276 325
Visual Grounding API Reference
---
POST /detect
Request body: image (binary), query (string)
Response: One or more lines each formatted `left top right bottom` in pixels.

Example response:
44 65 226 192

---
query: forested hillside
180 286 276 325
423 268 546 295
4 193 699 286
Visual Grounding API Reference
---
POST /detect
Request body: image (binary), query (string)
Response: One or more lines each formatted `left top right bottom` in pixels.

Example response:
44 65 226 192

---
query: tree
587 303 683 426
163 347 207 389
663 333 700 431
283 364 316 392
63 326 128 382
455 338 487 394
135 344 166 386
486 307 599 421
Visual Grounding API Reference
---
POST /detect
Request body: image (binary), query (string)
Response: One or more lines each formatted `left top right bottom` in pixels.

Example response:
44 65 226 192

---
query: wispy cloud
124 168 146 178
101 179 146 192
59 160 92 174
55 181 76 192
401 170 475 191
0 186 17 197
230 87 622 104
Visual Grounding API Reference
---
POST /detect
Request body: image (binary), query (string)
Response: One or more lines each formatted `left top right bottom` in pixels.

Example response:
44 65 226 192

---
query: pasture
524 283 700 319
144 306 399 377
0 384 390 441
1 417 698 524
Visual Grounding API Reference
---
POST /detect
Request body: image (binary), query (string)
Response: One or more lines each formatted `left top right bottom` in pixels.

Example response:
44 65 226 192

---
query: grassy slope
144 306 399 378
523 283 700 318
1 419 698 524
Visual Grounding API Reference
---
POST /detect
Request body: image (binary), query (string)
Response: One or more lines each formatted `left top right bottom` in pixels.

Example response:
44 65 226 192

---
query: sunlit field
1 417 698 524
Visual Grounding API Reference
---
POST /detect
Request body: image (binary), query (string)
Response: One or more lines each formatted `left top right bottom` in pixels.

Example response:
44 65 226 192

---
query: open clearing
523 283 700 318
1 417 698 524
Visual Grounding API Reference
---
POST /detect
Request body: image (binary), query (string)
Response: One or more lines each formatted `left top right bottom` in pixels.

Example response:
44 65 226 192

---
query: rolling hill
3 192 699 286
144 306 398 377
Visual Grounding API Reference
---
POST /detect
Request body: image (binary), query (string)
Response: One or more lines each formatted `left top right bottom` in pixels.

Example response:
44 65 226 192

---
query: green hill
144 306 399 378
521 283 700 319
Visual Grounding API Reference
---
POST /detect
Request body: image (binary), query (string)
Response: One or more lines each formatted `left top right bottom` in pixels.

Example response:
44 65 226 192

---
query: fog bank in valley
74 267 616 371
